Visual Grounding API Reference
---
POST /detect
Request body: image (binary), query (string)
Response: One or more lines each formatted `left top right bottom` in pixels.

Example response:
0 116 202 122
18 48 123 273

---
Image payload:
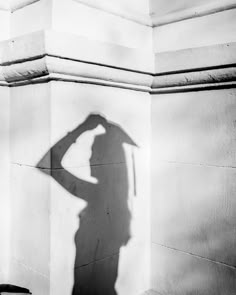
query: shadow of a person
37 114 137 295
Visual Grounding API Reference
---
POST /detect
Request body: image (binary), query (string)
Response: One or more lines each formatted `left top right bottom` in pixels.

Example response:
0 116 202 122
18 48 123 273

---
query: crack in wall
12 257 49 280
75 251 120 269
152 242 236 270
11 161 127 170
156 159 236 169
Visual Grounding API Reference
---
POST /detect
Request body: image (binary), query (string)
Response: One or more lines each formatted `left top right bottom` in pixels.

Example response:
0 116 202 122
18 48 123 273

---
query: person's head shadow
88 114 137 181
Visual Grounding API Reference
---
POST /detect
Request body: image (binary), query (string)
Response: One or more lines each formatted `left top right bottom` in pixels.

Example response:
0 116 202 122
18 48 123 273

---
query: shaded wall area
151 89 236 294
7 82 151 295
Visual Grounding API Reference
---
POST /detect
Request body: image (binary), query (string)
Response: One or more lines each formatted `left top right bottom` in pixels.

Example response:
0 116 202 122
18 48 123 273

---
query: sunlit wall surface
0 0 236 294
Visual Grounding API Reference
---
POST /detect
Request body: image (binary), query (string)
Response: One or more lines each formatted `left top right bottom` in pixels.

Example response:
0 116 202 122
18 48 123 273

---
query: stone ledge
0 30 154 73
152 68 236 93
0 31 236 93
153 42 236 93
0 30 153 91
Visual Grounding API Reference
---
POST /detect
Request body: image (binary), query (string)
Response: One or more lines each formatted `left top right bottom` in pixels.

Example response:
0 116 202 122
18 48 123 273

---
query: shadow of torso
72 132 131 295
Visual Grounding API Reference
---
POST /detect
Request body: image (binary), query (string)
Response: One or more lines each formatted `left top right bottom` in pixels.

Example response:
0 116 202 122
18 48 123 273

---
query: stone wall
0 0 236 294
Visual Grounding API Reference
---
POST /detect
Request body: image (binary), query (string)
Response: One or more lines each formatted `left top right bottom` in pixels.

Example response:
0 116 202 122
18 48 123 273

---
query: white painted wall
151 89 236 294
9 84 51 295
0 87 10 282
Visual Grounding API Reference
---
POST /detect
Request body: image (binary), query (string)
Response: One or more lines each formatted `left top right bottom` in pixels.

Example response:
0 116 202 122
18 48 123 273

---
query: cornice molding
0 31 236 93
152 0 236 27
152 68 236 93
0 55 152 91
152 42 236 93
0 31 153 91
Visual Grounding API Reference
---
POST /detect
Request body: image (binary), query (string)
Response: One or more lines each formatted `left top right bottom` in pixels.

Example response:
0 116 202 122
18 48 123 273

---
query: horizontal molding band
1 31 236 93
1 55 236 93
0 55 152 91
152 0 236 27
1 53 152 75
5 73 151 92
0 30 154 74
151 81 236 94
153 67 236 89
154 63 236 77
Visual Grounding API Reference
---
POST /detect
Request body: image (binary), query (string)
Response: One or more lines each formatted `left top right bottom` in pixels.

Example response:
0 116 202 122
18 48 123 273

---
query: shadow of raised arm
36 114 106 200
